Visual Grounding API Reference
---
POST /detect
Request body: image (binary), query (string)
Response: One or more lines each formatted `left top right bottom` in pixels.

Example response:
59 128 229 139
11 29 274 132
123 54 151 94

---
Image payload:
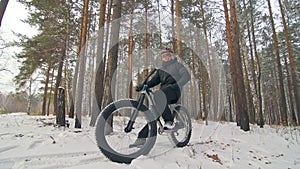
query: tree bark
189 25 197 119
90 0 107 127
242 0 256 124
223 0 249 131
230 0 249 131
54 43 66 117
144 0 149 76
57 87 66 126
171 0 176 50
278 0 300 125
223 0 234 122
102 0 122 133
47 68 55 116
267 0 288 126
175 0 182 59
75 0 90 128
249 0 263 127
42 66 51 116
199 0 218 121
241 40 255 124
128 0 134 99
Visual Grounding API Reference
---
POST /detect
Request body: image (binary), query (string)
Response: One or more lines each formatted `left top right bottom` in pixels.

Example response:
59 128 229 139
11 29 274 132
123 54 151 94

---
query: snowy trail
0 151 104 169
1 113 300 169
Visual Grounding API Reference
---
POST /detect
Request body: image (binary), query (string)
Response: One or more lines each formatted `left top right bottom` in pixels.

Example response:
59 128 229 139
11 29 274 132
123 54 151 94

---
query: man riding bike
130 47 190 148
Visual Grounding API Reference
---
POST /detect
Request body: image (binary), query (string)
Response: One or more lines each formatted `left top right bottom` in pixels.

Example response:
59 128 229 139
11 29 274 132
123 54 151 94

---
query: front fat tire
95 99 157 163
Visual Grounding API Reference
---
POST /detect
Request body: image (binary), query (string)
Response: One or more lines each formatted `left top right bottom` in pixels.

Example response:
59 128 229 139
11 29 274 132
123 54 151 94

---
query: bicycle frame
124 68 180 134
124 86 164 133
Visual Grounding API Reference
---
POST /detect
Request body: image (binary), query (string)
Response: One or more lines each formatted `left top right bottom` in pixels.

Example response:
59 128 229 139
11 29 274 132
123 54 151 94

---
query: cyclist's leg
153 89 167 116
136 90 167 138
160 87 179 123
136 87 178 137
134 90 167 140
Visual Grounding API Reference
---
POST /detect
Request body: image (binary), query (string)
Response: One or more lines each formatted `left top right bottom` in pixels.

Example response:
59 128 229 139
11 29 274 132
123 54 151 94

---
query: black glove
135 84 144 92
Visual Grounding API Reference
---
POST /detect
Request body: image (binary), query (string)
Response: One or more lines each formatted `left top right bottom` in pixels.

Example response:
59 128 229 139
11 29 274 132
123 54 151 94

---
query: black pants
138 86 179 138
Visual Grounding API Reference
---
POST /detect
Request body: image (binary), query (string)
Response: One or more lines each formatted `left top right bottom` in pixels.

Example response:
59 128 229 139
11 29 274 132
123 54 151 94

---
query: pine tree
90 0 108 127
267 0 288 126
75 0 90 128
102 0 122 133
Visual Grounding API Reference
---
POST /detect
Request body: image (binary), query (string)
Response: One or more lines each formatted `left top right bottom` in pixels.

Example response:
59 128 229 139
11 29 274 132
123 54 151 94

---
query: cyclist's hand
135 84 144 92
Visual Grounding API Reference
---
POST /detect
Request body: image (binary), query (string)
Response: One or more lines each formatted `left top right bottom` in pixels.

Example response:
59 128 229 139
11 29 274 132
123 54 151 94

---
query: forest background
0 0 299 131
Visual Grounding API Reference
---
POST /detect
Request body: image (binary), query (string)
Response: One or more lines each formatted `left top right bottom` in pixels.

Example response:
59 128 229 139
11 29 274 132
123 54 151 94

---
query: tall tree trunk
249 0 263 127
137 47 141 88
87 14 96 117
200 0 218 120
0 0 9 27
196 30 207 124
42 66 51 116
27 79 32 115
98 0 113 105
156 0 162 44
175 0 182 59
283 44 296 125
200 60 207 123
223 0 234 122
75 0 90 128
54 36 67 119
224 0 249 131
64 0 71 118
278 0 300 125
189 25 197 119
189 4 201 119
128 0 134 99
90 0 107 127
267 0 288 126
171 0 176 50
57 87 66 126
102 0 122 133
242 0 256 124
144 0 149 75
195 45 202 120
68 0 80 119
228 94 233 122
241 41 255 124
54 54 65 115
47 68 55 116
230 0 249 131
271 53 281 125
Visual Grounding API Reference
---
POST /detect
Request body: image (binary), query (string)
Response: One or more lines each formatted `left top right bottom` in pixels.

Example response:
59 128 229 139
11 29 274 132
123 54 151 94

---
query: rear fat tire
168 105 192 147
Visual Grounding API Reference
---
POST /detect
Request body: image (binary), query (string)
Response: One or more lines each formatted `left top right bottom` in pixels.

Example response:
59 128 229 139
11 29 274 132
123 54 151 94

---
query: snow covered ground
0 113 299 169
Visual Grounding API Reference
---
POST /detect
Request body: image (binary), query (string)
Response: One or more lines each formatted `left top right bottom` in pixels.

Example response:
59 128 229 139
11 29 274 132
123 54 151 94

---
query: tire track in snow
0 151 107 169
0 145 19 153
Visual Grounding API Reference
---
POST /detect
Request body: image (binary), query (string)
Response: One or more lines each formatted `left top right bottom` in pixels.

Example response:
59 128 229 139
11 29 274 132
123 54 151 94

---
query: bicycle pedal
158 129 171 135
161 129 174 133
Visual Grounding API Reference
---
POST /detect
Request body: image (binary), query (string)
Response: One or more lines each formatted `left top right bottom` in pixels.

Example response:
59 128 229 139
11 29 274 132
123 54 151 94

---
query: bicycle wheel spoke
102 108 148 155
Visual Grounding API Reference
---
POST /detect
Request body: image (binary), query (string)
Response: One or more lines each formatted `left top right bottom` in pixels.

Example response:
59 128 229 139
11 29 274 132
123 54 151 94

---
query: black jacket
147 58 190 97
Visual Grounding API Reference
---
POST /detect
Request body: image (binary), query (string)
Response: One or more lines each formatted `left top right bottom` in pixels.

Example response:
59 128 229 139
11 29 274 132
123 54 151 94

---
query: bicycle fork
124 90 175 135
124 93 146 133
